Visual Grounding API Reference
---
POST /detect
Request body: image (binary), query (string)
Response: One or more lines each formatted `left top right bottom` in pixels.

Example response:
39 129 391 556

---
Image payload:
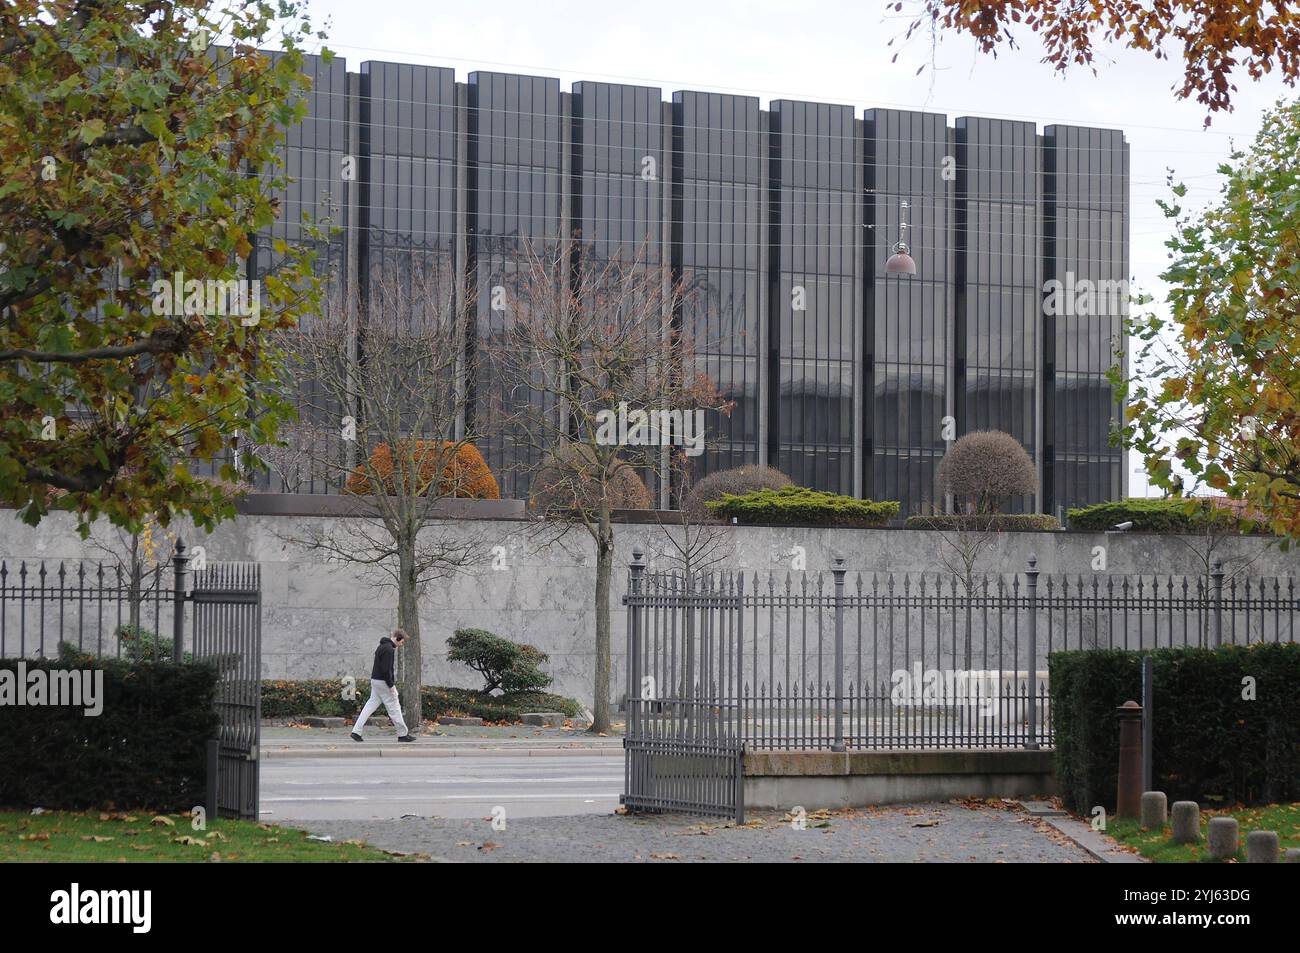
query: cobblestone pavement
288 801 1096 863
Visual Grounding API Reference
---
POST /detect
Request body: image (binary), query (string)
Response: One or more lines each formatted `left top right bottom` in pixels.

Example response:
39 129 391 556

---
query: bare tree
497 240 725 733
263 252 487 727
1171 498 1278 630
85 513 178 658
923 430 1040 668
912 505 1000 670
650 449 732 580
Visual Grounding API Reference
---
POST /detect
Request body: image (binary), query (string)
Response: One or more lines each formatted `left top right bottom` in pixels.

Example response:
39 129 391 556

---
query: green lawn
0 810 414 863
1107 802 1300 863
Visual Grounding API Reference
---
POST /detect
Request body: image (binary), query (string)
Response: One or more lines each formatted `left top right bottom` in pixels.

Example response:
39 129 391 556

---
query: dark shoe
397 734 416 743
350 732 364 742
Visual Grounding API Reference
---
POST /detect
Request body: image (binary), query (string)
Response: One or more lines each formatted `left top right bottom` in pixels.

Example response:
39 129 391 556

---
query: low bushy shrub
706 486 899 527
1050 643 1299 813
114 624 192 663
0 652 219 811
905 513 1061 531
446 627 552 693
682 464 792 521
259 679 583 721
1067 497 1245 533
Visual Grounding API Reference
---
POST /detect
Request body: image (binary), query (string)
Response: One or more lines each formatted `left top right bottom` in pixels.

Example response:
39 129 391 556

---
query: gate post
831 557 846 752
172 539 191 663
1210 558 1224 647
627 548 645 738
1024 554 1040 750
206 738 219 821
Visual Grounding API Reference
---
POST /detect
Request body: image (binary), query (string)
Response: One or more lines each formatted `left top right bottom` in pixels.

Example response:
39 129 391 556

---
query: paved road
260 753 623 822
287 803 1097 863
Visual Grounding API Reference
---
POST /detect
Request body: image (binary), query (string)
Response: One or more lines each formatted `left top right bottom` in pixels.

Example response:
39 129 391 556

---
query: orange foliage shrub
345 440 500 499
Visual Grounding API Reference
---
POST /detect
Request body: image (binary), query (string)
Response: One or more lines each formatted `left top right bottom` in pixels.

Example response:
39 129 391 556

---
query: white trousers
353 678 409 737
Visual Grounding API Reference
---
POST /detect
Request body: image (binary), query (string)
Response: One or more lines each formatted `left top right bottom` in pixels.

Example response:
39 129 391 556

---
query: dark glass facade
770 100 856 492
254 54 1129 514
865 109 951 510
673 91 763 479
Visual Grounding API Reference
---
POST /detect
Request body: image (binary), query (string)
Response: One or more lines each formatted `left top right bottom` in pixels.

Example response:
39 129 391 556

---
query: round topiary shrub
681 464 793 521
345 440 500 499
529 442 651 512
936 430 1036 513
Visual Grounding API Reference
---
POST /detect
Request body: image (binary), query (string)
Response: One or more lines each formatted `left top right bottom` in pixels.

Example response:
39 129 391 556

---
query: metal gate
190 562 262 821
0 544 264 820
621 551 745 822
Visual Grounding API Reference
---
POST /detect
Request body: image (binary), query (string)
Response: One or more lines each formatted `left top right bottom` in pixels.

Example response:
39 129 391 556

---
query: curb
1017 802 1146 863
262 744 625 760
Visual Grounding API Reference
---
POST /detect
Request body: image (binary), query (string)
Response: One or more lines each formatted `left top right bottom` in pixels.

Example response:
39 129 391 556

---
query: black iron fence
0 546 263 820
621 549 1299 818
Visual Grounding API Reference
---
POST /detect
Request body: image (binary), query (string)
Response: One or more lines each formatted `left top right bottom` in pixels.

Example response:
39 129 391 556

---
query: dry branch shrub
529 442 651 512
681 464 793 521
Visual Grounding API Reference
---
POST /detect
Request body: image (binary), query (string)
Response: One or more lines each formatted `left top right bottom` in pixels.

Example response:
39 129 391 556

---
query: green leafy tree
0 0 327 533
1116 98 1300 540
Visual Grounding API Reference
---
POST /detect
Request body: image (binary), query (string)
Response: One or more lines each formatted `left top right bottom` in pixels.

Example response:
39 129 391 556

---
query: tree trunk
591 511 614 734
397 535 422 731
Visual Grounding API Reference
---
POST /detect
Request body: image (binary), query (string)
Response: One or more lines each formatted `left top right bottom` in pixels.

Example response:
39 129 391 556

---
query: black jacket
371 637 396 687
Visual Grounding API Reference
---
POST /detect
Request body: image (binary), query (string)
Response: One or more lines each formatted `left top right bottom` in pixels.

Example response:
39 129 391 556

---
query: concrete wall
2 510 1297 706
743 749 1057 809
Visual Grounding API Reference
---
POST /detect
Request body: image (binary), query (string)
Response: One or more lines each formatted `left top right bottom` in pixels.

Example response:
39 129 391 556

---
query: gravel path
289 801 1095 863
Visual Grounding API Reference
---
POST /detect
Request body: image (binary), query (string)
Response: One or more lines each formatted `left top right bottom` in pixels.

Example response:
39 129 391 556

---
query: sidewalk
260 722 626 759
286 802 1099 863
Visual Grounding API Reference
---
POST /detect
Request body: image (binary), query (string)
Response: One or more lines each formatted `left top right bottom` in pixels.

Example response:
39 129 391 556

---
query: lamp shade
884 245 916 275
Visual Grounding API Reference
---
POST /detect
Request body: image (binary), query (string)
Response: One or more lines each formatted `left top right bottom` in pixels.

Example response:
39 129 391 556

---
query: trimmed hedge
0 652 219 811
260 679 584 722
905 513 1061 532
1050 644 1300 814
706 486 900 527
1067 497 1243 533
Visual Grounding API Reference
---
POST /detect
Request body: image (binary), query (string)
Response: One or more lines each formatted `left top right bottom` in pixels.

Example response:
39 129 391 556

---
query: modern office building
253 53 1129 516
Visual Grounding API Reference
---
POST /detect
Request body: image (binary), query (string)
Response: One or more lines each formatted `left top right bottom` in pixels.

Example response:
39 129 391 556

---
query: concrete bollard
1246 830 1280 864
1285 848 1300 863
1207 817 1239 861
1140 791 1167 830
1170 801 1201 844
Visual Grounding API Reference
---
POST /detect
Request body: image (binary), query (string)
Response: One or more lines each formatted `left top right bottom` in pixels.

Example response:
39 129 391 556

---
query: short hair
392 628 408 643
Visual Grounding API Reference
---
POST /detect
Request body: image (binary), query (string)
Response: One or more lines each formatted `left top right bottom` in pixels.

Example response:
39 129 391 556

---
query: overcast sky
302 0 1296 497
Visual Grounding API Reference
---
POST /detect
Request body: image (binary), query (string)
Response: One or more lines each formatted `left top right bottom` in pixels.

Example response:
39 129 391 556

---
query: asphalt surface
260 752 624 821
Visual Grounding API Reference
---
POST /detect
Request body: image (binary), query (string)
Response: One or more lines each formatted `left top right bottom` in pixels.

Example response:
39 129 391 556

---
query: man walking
351 629 417 742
